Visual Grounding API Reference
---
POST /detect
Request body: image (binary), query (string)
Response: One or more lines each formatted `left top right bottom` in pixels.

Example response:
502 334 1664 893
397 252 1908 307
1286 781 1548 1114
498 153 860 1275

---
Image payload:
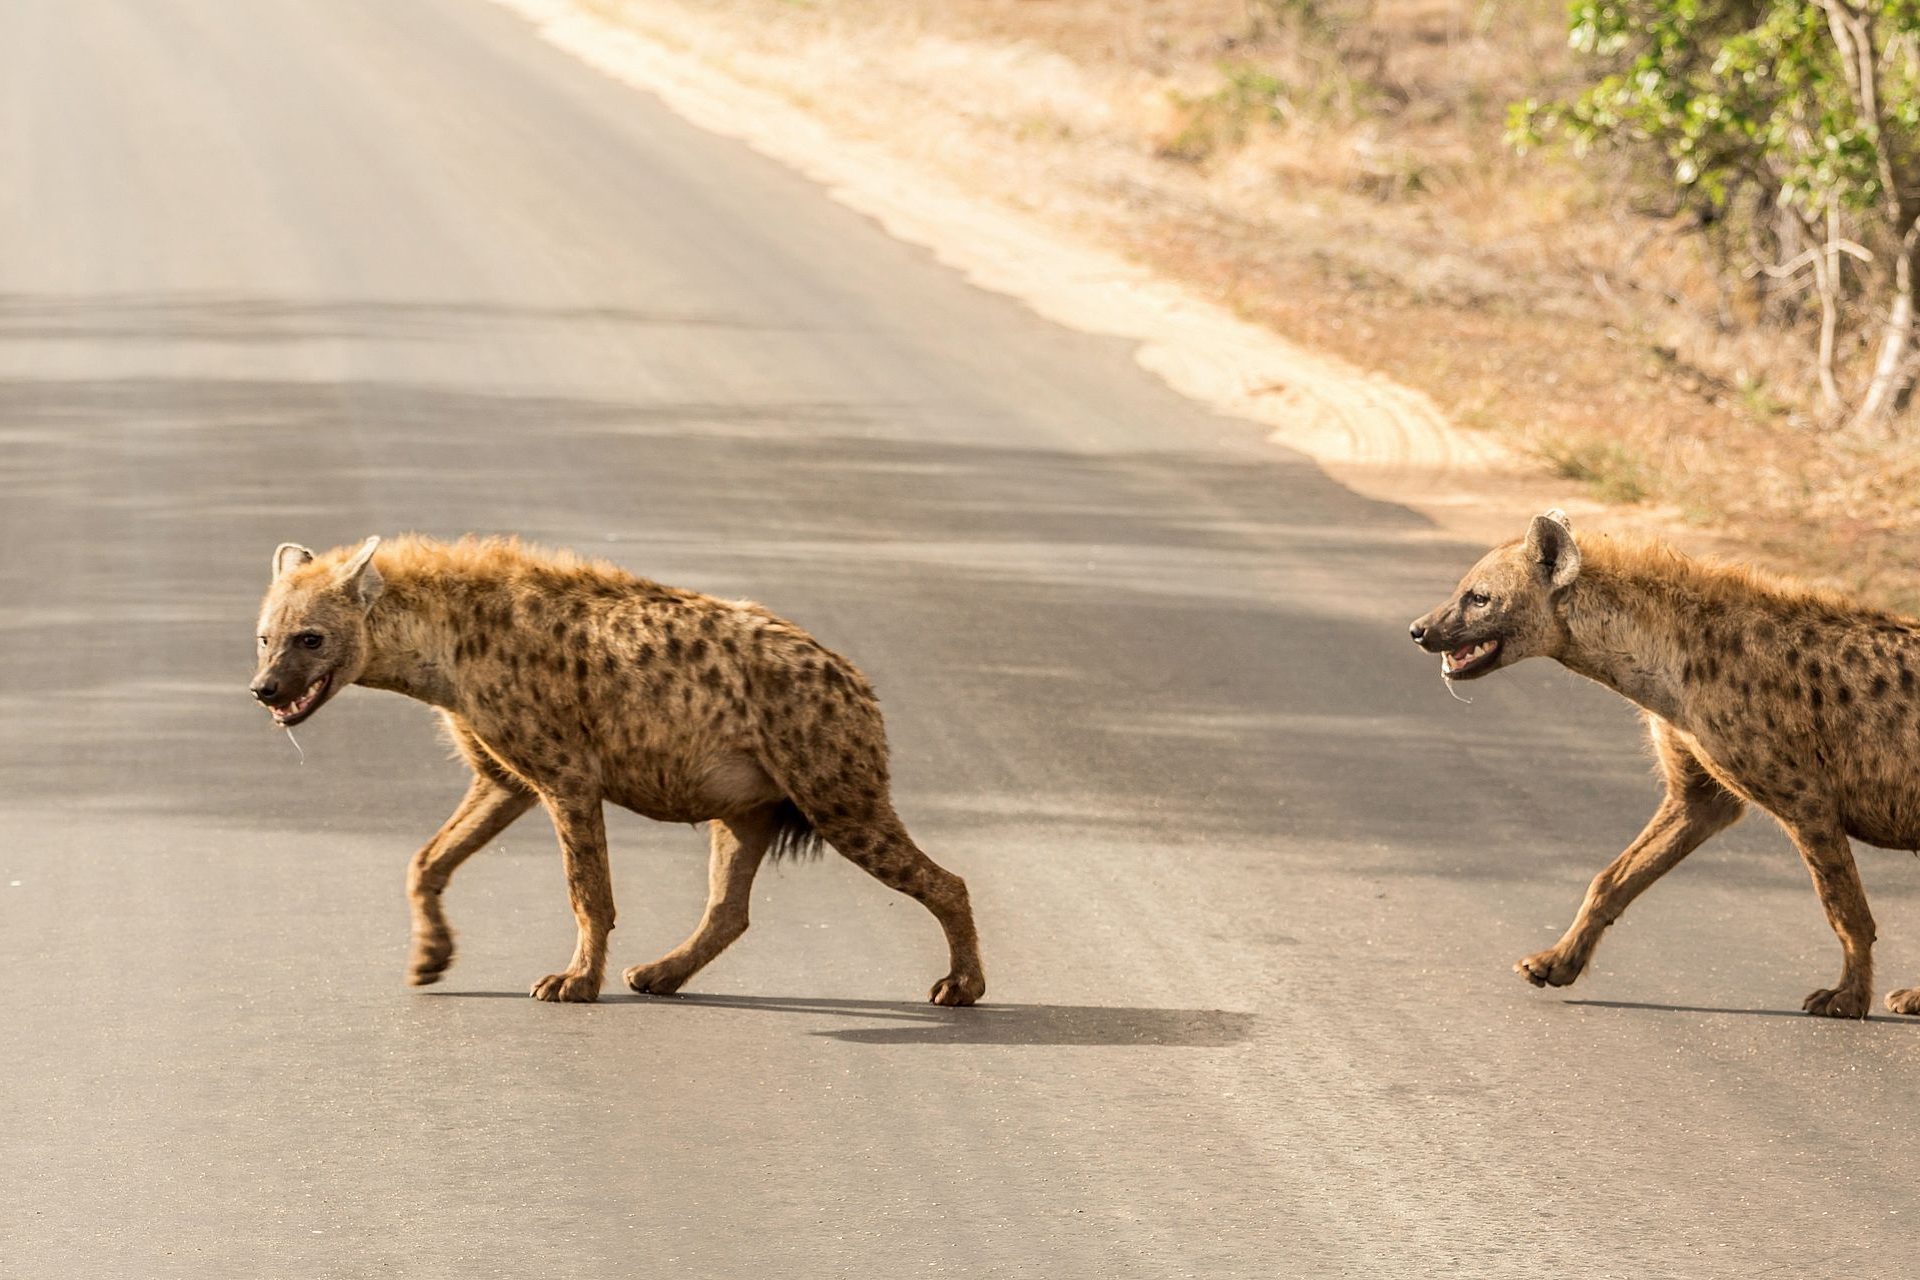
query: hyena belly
598 748 783 823
1838 784 1920 851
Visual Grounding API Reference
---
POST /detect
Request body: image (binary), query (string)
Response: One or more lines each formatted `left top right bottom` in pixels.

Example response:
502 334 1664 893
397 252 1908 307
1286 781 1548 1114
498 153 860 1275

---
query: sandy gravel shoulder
481 0 1665 549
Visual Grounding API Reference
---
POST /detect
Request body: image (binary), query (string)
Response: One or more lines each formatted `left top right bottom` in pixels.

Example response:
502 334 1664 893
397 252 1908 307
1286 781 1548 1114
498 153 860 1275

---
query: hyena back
250 534 984 1006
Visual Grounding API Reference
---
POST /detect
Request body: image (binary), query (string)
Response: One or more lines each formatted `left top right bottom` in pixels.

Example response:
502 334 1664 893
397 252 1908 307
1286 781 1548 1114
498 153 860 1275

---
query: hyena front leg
407 770 536 985
623 805 778 996
1517 730 1743 989
529 792 616 1004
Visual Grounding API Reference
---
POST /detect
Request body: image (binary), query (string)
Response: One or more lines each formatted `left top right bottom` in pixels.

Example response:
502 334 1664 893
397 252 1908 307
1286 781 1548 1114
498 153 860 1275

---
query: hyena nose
1408 620 1428 646
251 678 280 703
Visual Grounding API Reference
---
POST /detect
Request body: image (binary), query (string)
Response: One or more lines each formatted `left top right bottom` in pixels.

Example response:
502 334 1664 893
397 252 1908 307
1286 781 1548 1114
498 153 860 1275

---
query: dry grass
587 0 1920 609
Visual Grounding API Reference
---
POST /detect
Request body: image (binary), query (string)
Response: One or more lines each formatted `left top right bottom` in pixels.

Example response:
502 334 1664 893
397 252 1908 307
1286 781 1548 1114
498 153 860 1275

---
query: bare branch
1743 239 1874 279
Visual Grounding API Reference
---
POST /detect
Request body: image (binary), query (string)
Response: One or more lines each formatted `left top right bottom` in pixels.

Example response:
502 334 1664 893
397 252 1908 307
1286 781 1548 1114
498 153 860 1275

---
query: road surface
1 1 1916 1276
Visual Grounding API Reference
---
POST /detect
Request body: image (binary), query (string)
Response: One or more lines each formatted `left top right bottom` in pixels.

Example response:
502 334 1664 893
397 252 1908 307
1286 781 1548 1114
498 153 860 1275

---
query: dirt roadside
481 0 1829 581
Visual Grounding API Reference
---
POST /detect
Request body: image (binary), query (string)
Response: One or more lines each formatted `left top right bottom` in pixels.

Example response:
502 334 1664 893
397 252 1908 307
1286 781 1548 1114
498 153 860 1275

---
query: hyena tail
766 798 825 863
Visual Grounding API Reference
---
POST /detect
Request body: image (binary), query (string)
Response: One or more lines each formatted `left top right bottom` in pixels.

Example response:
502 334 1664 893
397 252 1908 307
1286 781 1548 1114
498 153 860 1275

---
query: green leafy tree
1514 0 1920 426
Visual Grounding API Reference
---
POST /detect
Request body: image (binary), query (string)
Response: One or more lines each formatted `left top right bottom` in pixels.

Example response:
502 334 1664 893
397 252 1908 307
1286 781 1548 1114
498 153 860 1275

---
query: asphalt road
3 2 1919 1276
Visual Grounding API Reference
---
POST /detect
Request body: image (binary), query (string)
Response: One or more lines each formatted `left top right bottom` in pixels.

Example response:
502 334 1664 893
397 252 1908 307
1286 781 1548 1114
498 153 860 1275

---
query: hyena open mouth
270 673 333 726
1441 639 1501 680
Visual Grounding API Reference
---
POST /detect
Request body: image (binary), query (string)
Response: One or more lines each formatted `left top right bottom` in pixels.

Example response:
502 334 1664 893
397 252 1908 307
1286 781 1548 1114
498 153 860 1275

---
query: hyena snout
1408 610 1449 651
250 654 316 704
247 649 340 727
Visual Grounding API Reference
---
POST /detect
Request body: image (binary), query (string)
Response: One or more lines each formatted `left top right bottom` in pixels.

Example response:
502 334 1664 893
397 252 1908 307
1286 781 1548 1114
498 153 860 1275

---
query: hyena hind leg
813 801 985 1007
624 805 779 996
1887 988 1920 1016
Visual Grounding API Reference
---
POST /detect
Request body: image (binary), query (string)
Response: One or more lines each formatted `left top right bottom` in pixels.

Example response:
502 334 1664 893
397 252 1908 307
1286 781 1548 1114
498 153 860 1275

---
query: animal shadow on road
1566 998 1920 1027
427 991 1253 1046
663 994 1255 1046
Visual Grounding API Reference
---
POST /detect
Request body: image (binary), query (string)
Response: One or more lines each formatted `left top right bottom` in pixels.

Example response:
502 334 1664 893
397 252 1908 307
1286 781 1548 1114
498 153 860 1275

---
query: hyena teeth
1443 640 1496 675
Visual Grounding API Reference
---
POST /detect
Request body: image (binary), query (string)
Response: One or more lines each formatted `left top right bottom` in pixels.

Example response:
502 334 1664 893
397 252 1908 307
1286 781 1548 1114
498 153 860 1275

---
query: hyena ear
1525 511 1581 591
337 536 384 609
272 543 315 581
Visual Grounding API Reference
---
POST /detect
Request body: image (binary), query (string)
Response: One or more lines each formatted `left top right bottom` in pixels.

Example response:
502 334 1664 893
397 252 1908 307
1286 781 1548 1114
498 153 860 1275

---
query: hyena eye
296 632 325 650
1463 591 1490 608
257 635 268 648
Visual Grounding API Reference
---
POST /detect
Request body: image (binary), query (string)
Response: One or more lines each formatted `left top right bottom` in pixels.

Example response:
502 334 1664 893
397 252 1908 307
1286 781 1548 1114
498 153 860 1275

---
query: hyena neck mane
1556 536 1874 726
358 581 461 708
351 535 664 709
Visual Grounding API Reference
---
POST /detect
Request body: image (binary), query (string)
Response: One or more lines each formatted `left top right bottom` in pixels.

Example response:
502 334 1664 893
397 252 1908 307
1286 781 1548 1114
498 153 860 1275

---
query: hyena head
250 536 383 726
1408 510 1581 682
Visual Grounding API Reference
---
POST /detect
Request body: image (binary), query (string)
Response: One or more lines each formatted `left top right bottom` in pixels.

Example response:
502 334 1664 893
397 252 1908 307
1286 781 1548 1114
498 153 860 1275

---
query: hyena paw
622 961 690 996
929 972 985 1007
406 933 455 986
1514 948 1584 988
1802 985 1870 1019
1885 988 1920 1016
529 971 601 1003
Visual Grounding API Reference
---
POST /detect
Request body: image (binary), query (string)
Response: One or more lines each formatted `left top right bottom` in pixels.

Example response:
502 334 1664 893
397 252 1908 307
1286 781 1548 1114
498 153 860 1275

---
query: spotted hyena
1411 509 1920 1019
250 534 985 1006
